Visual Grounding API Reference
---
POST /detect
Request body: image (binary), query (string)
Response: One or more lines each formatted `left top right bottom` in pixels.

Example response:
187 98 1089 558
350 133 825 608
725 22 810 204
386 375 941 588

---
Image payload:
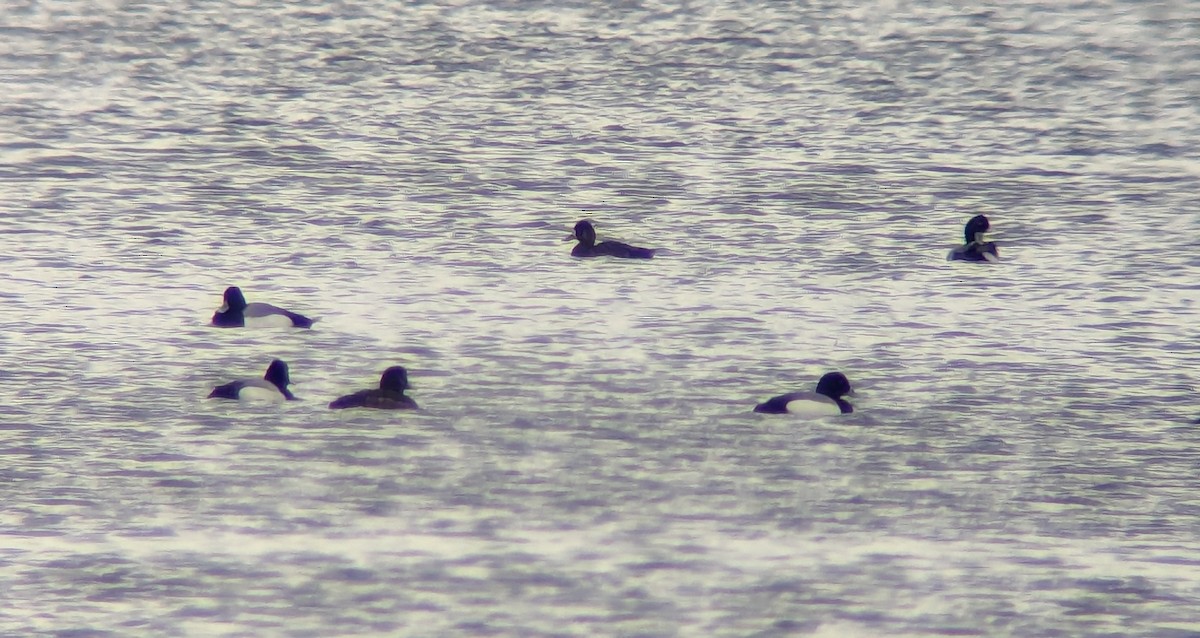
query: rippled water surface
2 0 1200 636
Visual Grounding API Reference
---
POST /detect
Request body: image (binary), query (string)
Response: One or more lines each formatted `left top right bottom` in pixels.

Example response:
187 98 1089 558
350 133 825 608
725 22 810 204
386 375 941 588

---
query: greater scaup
754 371 854 415
211 286 315 328
947 215 999 262
570 220 655 259
208 359 296 402
328 366 418 410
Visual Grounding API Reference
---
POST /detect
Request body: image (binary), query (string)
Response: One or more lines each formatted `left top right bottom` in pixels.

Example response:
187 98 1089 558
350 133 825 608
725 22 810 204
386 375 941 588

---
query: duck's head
264 359 291 390
815 371 853 399
379 366 409 393
572 220 597 247
964 215 990 244
220 286 248 313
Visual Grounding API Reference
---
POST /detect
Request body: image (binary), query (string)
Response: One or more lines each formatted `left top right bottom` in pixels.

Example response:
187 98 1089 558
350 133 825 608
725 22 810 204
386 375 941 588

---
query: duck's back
209 378 286 402
948 241 999 262
244 302 316 328
754 391 847 416
208 379 248 400
329 389 418 410
574 240 654 259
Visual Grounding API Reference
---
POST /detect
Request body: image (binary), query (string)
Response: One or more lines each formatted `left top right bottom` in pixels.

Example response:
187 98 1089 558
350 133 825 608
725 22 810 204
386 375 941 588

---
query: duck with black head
208 359 297 402
569 220 655 259
947 215 999 263
754 371 855 416
211 286 315 328
329 366 419 410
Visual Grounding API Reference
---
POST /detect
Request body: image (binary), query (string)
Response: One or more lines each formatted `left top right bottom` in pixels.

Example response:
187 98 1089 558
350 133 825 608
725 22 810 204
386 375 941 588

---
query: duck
754 371 854 415
947 215 999 262
570 220 655 259
329 366 419 410
208 359 296 402
211 286 315 328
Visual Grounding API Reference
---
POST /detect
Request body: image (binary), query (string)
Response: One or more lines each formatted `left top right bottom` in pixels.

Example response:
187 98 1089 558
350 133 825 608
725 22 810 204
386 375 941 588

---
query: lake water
2 0 1200 636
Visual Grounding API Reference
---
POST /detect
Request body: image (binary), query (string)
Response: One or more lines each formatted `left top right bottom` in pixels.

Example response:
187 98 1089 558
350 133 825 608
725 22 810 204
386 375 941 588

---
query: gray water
2 0 1200 636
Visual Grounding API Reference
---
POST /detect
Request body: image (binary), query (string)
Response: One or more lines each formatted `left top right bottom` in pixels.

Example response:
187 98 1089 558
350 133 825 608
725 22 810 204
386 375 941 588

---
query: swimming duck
211 286 315 328
570 220 655 259
329 366 419 410
754 371 854 415
947 215 999 262
208 359 296 402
